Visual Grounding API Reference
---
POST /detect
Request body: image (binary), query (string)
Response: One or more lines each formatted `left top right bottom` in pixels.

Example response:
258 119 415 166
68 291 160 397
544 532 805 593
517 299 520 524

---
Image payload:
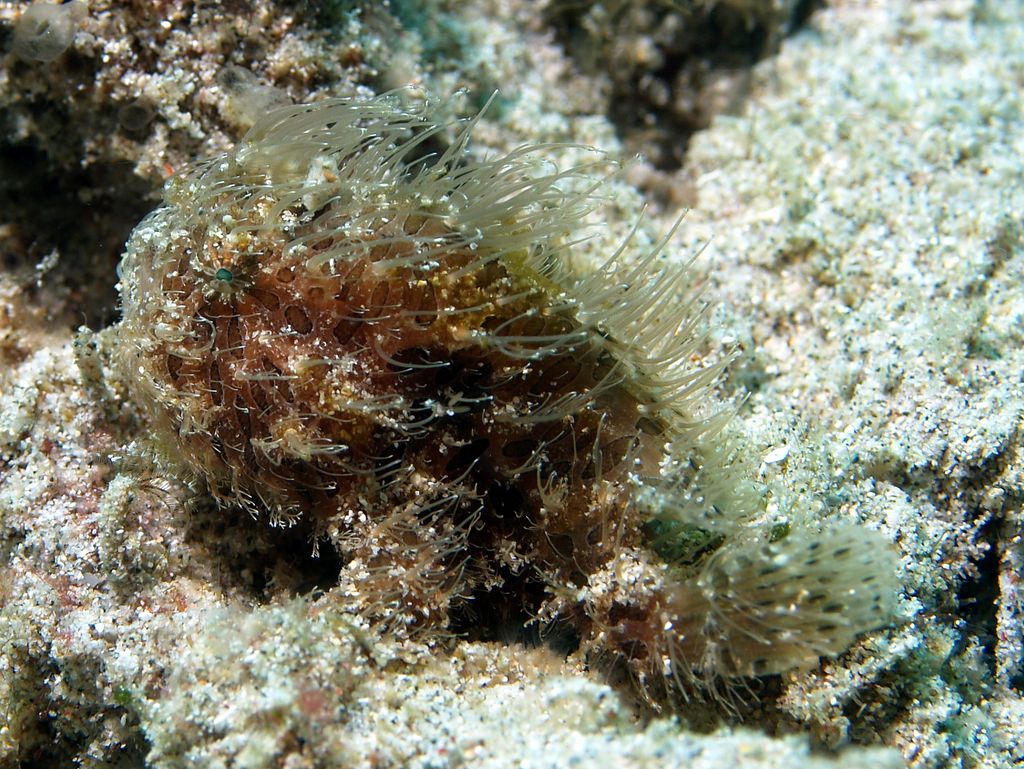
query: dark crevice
0 141 154 329
185 498 344 601
449 571 581 656
1 41 162 330
545 1 825 170
953 513 1000 671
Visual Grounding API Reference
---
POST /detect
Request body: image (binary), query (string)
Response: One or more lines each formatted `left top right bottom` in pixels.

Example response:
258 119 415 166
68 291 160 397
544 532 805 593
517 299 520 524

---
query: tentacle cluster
116 92 898 701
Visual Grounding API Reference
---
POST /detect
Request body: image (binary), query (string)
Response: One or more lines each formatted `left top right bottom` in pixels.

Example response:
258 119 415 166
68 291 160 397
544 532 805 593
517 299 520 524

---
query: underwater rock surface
1 1 1022 767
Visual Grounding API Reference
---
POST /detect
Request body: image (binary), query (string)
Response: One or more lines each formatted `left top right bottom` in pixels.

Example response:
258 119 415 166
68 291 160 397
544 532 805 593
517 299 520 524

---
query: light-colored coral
680 0 1024 764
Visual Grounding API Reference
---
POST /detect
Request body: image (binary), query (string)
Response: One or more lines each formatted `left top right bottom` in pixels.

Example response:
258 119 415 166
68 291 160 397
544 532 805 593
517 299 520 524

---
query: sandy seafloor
1 0 1023 767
